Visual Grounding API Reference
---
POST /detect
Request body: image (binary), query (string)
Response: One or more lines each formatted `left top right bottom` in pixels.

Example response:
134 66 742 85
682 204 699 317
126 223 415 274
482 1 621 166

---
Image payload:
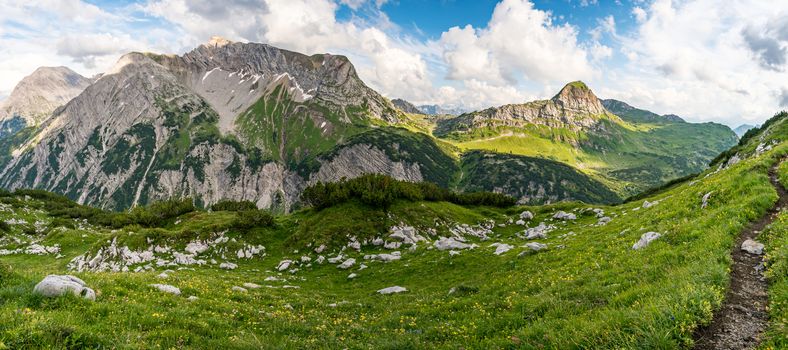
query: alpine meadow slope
0 111 784 349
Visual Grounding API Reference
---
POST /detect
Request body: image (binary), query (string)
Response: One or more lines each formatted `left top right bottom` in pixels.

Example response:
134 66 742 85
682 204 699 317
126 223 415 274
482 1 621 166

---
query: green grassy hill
0 112 784 348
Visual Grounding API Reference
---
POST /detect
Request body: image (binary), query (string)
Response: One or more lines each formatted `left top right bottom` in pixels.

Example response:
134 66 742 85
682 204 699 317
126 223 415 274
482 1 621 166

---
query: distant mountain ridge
734 124 758 137
0 39 737 209
417 104 467 116
601 99 685 124
391 99 423 114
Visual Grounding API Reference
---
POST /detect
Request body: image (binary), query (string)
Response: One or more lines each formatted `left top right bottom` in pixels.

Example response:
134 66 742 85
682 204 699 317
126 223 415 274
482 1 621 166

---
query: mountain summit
435 81 615 137
551 81 607 116
0 66 90 126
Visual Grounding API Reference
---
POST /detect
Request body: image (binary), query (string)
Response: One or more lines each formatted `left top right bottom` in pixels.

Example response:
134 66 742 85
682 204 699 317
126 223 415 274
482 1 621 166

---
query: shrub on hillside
126 198 195 228
301 174 515 211
211 199 258 212
231 209 275 230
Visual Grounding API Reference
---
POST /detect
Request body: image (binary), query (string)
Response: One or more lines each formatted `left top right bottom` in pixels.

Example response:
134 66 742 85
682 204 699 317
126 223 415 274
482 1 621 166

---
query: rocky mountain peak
0 66 91 126
205 36 234 48
392 99 423 114
551 81 607 115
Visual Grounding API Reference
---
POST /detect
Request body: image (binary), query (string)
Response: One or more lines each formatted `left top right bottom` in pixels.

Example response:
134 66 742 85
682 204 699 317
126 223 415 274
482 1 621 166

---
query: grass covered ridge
0 115 785 348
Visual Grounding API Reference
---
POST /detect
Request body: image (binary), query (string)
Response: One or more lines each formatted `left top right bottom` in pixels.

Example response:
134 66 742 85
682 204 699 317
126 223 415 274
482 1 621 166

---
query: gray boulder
632 232 661 250
377 286 407 295
33 275 96 301
150 283 181 295
519 211 534 220
741 239 764 255
433 237 476 251
337 258 356 269
553 211 576 220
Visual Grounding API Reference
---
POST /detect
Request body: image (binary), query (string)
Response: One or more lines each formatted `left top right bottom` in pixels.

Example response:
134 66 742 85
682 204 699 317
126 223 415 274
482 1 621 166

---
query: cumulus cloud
603 0 788 125
438 0 594 85
780 88 788 108
632 6 647 23
56 33 146 68
742 21 788 71
143 0 434 102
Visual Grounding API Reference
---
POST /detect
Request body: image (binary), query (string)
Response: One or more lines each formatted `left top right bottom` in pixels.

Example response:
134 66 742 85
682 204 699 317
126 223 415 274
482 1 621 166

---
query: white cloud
602 0 788 125
1 0 786 127
632 6 647 23
56 33 149 68
143 0 434 102
438 0 594 85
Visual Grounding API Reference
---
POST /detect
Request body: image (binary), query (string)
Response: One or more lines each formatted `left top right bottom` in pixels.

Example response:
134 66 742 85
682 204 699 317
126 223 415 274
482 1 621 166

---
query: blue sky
1 0 787 127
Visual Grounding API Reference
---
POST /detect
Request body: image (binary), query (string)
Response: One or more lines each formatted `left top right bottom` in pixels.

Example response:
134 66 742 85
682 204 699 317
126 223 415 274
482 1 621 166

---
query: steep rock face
153 37 400 134
0 53 305 211
310 144 423 184
0 42 428 211
0 67 91 127
436 81 617 137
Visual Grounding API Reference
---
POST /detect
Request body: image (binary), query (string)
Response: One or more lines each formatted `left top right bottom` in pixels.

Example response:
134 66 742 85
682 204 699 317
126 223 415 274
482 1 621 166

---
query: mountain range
0 37 737 211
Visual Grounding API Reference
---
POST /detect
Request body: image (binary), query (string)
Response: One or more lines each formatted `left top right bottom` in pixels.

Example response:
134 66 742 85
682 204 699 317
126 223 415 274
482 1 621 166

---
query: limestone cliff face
310 144 424 184
0 41 422 211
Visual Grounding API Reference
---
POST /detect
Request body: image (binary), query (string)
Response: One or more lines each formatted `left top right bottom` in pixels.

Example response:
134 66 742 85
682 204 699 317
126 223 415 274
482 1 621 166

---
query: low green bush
231 209 275 230
301 174 515 211
211 199 258 212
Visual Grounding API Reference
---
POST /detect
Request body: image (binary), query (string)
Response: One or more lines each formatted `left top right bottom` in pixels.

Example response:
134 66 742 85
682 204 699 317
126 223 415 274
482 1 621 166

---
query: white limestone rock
337 258 356 269
34 275 96 301
741 239 765 255
632 232 661 250
276 260 293 271
489 243 514 255
377 286 407 295
150 284 181 295
552 211 576 220
433 237 476 251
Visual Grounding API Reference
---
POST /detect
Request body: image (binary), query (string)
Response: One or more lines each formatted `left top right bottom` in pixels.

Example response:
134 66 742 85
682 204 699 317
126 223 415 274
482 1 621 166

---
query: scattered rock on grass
520 211 534 220
702 192 713 209
364 252 401 262
632 232 661 250
553 211 576 220
377 286 407 295
523 242 548 252
489 243 514 255
433 237 476 251
276 260 292 271
243 283 261 289
337 258 356 269
150 284 181 295
219 262 238 270
34 275 96 301
232 286 248 293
